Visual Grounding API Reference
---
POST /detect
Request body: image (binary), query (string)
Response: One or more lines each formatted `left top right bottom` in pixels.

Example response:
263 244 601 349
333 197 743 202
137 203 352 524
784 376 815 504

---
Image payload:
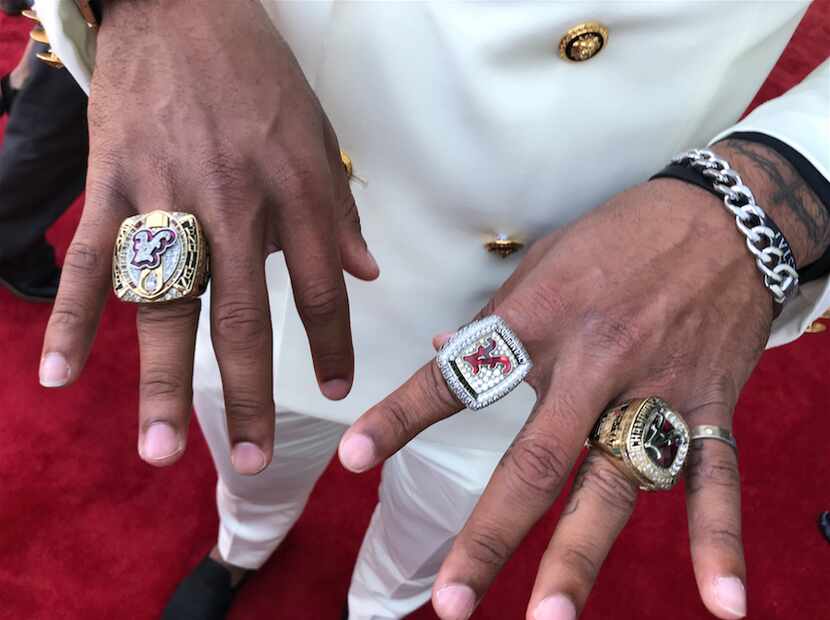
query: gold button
29 28 49 45
340 150 353 179
485 234 524 258
36 50 64 69
559 22 608 62
806 321 827 334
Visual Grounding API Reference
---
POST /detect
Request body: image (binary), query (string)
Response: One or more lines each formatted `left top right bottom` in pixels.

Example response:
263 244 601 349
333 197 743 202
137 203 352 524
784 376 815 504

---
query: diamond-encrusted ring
113 210 210 303
436 315 533 411
586 397 690 491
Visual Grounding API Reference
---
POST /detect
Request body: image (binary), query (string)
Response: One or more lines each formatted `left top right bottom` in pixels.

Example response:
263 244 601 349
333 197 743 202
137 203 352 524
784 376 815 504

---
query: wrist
711 140 830 267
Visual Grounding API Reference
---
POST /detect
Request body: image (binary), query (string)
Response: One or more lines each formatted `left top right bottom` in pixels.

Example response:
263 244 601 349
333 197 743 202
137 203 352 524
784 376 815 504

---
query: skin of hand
38 0 379 475
338 140 829 620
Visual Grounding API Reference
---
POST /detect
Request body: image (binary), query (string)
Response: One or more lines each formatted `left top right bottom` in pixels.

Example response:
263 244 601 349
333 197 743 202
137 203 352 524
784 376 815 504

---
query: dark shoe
820 511 830 543
1 73 19 116
162 555 248 620
0 0 29 16
0 241 60 302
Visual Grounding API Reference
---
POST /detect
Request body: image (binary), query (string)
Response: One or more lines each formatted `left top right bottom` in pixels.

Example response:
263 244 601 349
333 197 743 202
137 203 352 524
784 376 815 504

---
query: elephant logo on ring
131 228 177 270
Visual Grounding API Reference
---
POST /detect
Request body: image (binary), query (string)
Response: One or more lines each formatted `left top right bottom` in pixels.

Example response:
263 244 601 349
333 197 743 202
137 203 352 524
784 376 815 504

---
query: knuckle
275 155 323 204
48 305 89 332
213 302 269 344
197 150 250 198
505 434 568 497
140 371 186 401
297 279 342 324
700 524 743 554
560 544 600 584
381 397 415 442
582 309 642 356
465 527 511 568
137 302 200 334
685 372 737 423
225 395 270 426
689 455 740 490
311 350 351 374
63 242 103 278
423 363 462 410
579 455 638 514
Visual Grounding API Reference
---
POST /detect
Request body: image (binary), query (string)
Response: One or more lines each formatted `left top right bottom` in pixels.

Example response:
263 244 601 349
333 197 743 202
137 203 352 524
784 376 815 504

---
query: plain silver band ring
689 425 737 452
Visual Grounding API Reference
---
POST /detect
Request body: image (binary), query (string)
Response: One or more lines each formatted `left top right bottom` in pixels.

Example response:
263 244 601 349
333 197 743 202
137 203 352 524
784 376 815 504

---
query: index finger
338 359 464 472
40 182 130 387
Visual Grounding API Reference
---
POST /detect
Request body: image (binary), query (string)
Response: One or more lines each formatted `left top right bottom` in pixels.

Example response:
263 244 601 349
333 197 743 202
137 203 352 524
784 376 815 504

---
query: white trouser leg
194 390 344 570
347 440 502 620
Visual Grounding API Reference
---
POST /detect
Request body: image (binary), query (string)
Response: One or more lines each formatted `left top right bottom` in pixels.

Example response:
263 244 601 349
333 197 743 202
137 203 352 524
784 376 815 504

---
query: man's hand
38 0 378 474
338 141 829 619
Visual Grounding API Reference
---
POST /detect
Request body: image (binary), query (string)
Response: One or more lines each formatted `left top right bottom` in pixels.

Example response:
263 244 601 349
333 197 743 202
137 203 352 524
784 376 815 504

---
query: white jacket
37 1 830 450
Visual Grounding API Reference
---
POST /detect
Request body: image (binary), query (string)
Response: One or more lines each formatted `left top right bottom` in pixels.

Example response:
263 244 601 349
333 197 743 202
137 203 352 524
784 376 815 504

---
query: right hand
38 0 379 474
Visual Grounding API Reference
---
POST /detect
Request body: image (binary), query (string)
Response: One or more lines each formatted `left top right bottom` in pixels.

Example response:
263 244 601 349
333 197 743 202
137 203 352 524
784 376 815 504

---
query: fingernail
322 378 351 400
339 433 376 472
231 442 267 475
434 584 476 620
39 352 70 387
141 422 182 462
713 576 747 618
534 594 577 620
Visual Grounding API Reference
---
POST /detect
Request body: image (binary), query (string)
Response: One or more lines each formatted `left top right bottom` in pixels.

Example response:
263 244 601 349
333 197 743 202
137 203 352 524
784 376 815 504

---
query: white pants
193 396 503 620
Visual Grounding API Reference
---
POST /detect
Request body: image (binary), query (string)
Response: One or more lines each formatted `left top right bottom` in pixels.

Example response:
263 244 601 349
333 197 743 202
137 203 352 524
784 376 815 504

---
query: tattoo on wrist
716 139 830 267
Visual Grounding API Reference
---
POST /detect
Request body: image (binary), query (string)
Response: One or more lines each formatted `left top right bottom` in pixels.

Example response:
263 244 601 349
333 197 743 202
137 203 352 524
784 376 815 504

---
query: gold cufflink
484 234 524 258
560 22 608 62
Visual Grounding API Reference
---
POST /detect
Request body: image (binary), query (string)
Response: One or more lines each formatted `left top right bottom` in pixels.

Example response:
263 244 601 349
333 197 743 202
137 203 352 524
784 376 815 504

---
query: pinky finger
685 438 746 619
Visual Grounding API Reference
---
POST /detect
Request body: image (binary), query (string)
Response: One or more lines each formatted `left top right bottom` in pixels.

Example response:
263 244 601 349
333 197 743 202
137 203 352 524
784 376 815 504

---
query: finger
135 300 200 466
338 358 463 472
209 229 275 475
685 404 746 619
527 449 638 620
40 180 131 387
277 158 355 401
432 376 615 620
323 118 378 282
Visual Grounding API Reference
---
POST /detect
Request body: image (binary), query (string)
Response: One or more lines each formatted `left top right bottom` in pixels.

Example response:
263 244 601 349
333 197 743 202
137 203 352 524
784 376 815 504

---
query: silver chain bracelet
671 149 799 305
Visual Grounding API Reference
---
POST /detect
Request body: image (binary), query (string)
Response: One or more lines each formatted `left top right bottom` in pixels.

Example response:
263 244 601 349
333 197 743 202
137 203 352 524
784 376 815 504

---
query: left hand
338 175 780 619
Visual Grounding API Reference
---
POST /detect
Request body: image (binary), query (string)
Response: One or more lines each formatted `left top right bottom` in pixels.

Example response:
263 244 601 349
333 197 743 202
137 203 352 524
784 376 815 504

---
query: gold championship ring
113 210 209 303
587 397 690 491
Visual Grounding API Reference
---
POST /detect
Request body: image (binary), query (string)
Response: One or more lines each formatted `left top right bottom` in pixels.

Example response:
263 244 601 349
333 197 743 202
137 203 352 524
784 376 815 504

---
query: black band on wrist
651 164 723 200
718 132 830 284
652 136 830 284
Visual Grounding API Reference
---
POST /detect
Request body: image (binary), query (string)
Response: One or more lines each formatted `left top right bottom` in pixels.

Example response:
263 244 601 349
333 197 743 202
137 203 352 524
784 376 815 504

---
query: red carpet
1 9 829 620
